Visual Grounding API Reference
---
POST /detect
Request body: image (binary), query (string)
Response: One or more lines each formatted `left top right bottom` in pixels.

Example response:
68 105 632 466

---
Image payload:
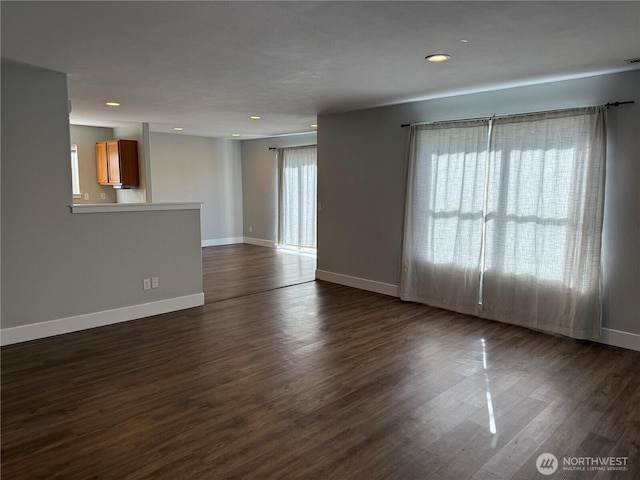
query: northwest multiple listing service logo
536 452 629 476
536 453 558 475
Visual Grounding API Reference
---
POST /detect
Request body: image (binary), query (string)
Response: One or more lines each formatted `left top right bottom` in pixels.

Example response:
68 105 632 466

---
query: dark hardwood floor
2 245 639 479
202 244 316 303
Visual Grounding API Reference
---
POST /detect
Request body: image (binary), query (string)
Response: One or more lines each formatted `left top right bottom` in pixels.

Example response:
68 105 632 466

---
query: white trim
598 328 640 351
0 293 204 346
315 269 398 297
202 237 244 247
70 202 202 214
243 237 276 248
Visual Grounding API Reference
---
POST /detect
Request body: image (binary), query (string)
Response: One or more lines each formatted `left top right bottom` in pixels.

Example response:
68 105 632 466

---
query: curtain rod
400 100 635 128
268 144 316 151
604 101 634 108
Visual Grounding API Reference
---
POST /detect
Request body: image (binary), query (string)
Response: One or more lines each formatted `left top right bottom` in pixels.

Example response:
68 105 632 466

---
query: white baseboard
243 237 276 248
0 293 205 346
598 328 640 351
315 269 398 297
202 237 243 247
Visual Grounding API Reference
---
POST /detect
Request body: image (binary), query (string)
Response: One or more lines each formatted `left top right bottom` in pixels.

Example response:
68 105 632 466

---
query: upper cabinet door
106 140 121 185
96 142 109 185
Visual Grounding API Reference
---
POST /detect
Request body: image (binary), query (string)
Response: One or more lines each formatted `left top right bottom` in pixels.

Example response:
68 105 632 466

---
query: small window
71 144 81 197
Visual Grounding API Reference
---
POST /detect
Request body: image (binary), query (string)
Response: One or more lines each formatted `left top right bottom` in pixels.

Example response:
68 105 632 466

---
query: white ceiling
2 1 639 139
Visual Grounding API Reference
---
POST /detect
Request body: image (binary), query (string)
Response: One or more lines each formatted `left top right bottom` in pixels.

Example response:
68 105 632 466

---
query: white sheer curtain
277 145 317 250
400 120 489 316
400 107 606 339
482 108 606 338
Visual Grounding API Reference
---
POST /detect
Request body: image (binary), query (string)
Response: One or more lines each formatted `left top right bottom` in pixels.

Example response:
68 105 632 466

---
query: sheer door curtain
400 107 606 339
277 145 317 250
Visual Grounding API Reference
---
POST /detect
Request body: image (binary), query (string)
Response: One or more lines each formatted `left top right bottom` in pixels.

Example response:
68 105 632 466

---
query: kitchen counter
70 202 202 214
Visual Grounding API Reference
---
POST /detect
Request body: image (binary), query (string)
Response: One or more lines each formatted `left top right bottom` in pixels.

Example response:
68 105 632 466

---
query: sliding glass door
277 145 317 252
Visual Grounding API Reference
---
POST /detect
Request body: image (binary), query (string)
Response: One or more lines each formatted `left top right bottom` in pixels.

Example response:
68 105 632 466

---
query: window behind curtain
71 144 81 197
481 109 606 336
401 121 488 316
277 145 317 251
400 107 606 339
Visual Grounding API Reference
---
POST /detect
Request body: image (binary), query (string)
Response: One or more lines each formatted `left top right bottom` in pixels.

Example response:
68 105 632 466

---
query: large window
277 145 317 251
400 107 606 339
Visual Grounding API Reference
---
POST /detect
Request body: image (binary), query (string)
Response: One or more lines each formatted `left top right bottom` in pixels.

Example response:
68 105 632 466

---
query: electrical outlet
143 278 151 290
84 193 89 200
100 193 106 200
151 277 159 289
249 226 253 233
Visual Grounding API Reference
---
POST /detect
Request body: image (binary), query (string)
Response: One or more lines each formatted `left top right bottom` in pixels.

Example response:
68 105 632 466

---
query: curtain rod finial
605 100 634 108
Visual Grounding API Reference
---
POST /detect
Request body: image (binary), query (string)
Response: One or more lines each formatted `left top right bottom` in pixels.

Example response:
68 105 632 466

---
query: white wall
1 62 203 340
69 125 117 204
318 70 640 340
149 132 243 245
241 133 317 244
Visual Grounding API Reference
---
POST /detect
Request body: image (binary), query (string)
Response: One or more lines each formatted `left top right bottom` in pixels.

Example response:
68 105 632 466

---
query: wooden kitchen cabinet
96 139 139 187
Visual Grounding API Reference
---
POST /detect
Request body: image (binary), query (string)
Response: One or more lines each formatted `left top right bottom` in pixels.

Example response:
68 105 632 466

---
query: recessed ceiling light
425 53 451 63
460 39 468 43
173 127 183 131
249 116 262 120
310 124 318 128
231 133 241 137
106 102 120 106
